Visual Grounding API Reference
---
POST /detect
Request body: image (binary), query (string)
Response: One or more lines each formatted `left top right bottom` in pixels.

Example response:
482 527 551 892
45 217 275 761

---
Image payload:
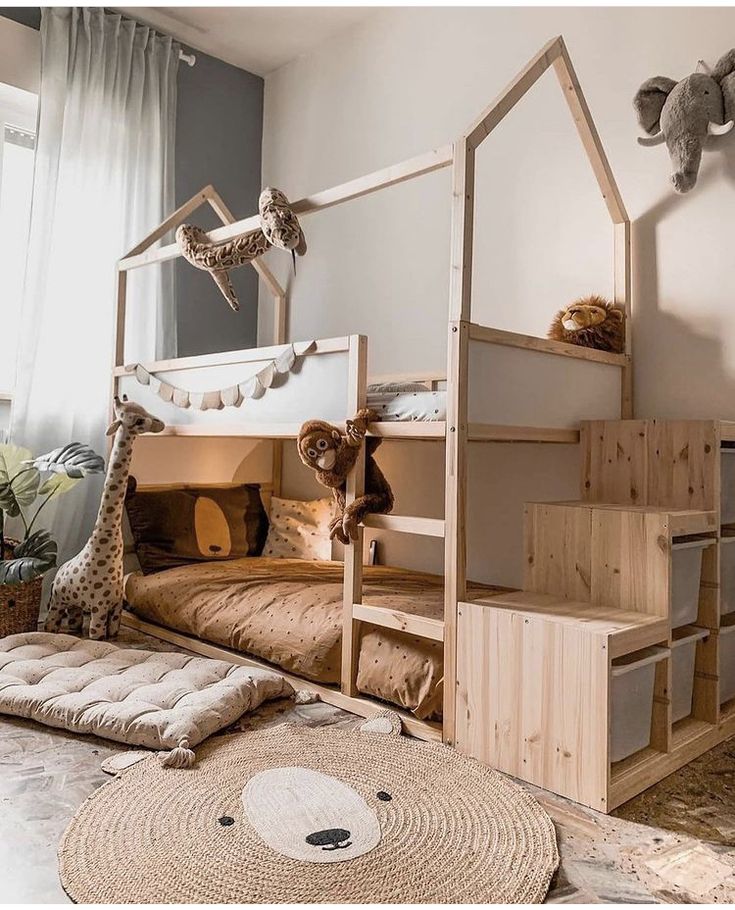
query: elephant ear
633 76 677 135
711 50 735 124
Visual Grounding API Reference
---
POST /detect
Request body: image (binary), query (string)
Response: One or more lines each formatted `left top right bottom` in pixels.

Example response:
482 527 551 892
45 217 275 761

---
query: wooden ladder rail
340 336 449 703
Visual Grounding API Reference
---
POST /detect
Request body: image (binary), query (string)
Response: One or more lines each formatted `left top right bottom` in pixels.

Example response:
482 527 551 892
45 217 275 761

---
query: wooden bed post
342 334 368 697
443 138 474 745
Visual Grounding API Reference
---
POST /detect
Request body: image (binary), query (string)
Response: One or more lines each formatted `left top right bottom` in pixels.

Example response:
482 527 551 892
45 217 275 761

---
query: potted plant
0 442 105 636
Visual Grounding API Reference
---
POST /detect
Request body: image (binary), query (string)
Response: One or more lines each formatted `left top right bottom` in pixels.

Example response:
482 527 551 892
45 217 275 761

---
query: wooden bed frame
113 37 632 754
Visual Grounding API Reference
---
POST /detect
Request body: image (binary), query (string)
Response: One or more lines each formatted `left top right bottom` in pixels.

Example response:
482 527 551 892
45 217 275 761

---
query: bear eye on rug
59 714 559 904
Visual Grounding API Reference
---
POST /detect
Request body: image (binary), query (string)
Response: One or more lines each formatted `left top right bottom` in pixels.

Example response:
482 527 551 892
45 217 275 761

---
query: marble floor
1 629 735 904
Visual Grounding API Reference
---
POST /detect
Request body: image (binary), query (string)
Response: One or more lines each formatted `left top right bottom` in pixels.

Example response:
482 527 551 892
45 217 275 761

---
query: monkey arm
344 408 377 448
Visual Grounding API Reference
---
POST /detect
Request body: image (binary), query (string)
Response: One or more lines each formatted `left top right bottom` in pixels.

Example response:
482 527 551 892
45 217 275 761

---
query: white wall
260 7 735 585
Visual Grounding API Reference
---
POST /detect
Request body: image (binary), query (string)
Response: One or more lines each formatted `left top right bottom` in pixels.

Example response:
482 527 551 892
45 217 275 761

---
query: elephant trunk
668 132 703 194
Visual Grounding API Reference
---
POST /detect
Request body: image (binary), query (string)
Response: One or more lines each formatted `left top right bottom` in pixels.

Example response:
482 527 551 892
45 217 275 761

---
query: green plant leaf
0 529 57 585
38 473 80 497
0 557 45 585
0 444 41 516
15 529 57 566
0 444 32 483
29 442 105 479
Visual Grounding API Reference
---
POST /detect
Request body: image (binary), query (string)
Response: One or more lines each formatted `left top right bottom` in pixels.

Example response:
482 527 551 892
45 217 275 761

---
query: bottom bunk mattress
124 557 500 720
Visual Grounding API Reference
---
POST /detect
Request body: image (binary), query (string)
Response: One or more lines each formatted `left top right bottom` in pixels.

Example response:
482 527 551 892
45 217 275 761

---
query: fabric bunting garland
127 340 316 411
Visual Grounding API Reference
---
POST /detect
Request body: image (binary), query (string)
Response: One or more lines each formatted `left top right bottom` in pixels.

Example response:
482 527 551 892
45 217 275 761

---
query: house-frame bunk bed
115 36 654 805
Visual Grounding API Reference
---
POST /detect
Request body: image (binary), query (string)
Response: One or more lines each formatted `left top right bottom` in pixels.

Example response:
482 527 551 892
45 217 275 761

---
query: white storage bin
720 624 735 705
611 647 669 763
671 540 708 629
721 450 735 525
671 627 709 723
721 538 735 616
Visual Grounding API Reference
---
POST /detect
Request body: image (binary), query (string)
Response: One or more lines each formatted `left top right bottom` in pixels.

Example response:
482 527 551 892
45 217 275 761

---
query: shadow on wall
634 138 735 419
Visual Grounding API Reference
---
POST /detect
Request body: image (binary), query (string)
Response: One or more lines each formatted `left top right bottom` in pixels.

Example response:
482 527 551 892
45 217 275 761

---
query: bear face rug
59 713 559 903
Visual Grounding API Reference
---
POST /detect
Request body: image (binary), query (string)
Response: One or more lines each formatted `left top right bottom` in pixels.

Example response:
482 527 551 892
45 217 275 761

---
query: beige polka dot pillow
262 497 333 560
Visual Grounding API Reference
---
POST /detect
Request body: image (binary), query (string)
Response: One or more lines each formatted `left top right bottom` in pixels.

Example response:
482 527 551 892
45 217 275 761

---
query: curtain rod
179 50 196 67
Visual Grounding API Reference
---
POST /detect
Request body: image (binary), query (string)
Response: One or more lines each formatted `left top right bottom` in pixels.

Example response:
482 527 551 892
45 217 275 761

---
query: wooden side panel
456 602 609 811
580 420 647 505
647 420 718 512
590 510 670 617
524 503 592 600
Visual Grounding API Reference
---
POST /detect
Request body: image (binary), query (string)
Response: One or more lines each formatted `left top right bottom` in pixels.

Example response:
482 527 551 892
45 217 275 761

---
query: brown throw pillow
125 481 268 574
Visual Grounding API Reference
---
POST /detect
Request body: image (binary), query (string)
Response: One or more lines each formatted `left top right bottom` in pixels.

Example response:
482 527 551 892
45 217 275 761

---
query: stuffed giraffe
45 398 164 640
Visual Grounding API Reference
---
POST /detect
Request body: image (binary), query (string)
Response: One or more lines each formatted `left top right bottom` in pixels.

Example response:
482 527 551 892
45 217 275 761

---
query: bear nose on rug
305 828 352 850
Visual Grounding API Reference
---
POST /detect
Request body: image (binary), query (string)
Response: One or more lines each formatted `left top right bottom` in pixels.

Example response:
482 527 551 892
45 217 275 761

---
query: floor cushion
0 632 292 762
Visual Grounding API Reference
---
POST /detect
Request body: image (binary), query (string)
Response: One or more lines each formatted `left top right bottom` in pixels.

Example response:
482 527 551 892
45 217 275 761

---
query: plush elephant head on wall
634 50 735 193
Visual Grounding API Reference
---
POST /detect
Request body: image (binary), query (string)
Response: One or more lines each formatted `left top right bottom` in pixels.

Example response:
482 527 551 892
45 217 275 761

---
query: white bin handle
611 646 670 677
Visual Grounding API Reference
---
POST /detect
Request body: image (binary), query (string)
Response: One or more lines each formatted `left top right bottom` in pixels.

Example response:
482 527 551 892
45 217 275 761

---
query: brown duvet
124 557 501 720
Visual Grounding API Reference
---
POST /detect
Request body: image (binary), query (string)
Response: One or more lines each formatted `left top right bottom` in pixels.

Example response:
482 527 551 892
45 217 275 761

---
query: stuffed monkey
297 408 394 545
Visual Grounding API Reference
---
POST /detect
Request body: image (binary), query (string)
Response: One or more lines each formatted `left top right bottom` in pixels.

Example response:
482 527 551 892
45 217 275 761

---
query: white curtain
11 8 179 560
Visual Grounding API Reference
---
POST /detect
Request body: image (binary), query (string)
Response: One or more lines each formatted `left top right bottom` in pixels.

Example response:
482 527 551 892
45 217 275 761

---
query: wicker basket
0 540 44 637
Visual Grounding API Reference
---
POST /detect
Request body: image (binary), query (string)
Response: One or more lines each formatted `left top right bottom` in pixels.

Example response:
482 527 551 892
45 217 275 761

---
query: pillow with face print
125 481 268 574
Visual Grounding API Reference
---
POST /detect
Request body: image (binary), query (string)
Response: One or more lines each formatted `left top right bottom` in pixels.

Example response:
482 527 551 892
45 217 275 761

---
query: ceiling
117 7 374 76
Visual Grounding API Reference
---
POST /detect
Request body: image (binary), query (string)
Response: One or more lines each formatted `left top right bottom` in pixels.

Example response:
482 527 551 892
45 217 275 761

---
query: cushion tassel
159 738 196 768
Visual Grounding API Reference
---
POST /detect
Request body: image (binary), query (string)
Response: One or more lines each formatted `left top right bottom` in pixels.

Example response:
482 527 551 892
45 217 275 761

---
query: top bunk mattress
366 386 446 422
124 557 500 720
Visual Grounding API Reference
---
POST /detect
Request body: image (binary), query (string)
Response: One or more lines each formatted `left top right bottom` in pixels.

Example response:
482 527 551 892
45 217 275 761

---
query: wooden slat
352 603 444 642
362 514 444 537
449 139 475 321
113 336 349 377
465 35 564 149
341 334 368 698
367 421 445 439
614 221 633 417
119 145 454 272
552 40 629 225
469 423 579 444
143 421 441 441
443 320 469 746
468 322 630 367
120 611 442 742
114 269 127 368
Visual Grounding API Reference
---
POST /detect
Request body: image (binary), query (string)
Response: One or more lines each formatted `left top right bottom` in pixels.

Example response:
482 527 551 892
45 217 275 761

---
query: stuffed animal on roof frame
176 186 306 311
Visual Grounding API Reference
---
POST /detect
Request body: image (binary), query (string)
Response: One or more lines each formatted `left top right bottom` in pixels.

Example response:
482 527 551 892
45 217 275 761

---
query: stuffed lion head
548 295 625 354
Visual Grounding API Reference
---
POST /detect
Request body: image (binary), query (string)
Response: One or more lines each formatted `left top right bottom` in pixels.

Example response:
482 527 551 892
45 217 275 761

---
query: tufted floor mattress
0 632 292 751
124 557 502 720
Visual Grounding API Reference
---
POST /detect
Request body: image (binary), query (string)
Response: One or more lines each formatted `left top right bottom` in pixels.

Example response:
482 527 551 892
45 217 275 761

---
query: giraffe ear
106 420 121 437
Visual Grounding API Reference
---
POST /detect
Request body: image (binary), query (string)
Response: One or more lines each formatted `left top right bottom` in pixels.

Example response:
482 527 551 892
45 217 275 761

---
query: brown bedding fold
124 557 501 720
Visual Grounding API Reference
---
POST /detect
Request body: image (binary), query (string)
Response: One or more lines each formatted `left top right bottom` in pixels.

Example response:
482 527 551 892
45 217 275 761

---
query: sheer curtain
11 8 179 559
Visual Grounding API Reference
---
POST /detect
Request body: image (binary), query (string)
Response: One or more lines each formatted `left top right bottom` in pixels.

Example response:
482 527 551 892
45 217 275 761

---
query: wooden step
362 514 444 537
352 603 444 642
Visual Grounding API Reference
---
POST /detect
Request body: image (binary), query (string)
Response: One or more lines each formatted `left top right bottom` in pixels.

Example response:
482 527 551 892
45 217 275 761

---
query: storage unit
671 626 709 723
456 592 670 812
611 647 669 761
524 500 716 621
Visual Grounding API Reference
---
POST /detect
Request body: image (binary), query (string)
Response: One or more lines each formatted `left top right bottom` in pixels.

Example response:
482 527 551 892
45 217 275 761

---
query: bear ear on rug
358 710 402 737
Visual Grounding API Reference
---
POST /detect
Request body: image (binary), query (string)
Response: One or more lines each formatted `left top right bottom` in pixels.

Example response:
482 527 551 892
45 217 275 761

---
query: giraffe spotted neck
91 425 134 542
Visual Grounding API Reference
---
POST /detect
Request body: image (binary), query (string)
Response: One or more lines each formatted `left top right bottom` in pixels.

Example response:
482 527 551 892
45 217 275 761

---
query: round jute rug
59 719 559 903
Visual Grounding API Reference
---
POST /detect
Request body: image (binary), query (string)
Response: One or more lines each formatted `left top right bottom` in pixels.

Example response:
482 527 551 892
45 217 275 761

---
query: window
0 83 37 400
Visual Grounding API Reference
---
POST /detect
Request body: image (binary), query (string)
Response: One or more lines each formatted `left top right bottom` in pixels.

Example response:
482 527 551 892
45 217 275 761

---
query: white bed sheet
367 389 446 422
